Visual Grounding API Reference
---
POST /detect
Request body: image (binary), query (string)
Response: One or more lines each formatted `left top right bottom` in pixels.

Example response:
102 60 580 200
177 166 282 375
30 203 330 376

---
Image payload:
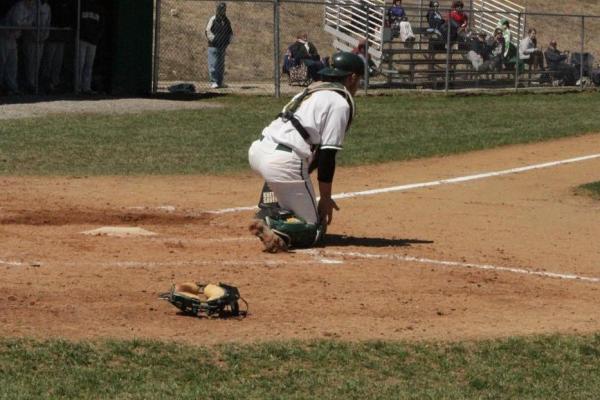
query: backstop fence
154 0 600 96
1 0 599 97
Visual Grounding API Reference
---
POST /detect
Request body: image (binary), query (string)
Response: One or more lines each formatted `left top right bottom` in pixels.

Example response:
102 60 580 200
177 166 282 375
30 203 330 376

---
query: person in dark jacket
544 40 578 85
78 0 104 94
426 1 444 36
41 0 74 92
0 0 35 94
205 2 232 89
466 31 490 71
22 0 52 92
284 31 324 80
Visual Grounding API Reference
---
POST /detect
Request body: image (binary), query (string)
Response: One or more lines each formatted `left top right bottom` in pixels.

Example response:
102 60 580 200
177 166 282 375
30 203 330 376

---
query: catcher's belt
159 282 248 318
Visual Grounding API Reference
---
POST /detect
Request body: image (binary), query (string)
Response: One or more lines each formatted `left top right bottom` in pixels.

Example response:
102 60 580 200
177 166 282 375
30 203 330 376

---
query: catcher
248 51 364 252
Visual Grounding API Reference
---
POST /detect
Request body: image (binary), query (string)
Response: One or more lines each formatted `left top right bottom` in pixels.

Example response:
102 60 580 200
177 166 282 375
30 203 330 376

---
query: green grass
1 92 600 175
1 335 600 399
576 181 600 199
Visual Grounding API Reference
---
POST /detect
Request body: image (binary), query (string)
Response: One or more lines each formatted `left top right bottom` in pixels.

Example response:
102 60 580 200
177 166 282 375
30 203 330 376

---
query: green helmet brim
318 67 353 77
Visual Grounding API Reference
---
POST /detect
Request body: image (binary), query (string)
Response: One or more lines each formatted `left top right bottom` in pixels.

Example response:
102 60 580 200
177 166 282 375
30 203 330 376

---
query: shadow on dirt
321 234 433 248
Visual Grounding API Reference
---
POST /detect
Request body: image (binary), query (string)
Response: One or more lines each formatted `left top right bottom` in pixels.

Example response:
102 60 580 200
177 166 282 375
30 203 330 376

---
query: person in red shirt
441 0 468 43
449 0 468 28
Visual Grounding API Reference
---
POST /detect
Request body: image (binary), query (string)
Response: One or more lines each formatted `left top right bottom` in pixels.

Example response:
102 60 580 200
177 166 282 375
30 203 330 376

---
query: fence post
152 0 162 94
480 0 485 32
514 12 521 91
580 15 585 91
273 0 280 98
74 0 81 93
419 0 423 50
34 2 40 94
363 4 369 94
444 14 451 94
468 0 473 31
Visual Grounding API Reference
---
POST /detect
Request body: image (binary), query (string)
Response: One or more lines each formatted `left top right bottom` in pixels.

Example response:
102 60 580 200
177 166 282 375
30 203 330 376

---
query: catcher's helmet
318 51 365 77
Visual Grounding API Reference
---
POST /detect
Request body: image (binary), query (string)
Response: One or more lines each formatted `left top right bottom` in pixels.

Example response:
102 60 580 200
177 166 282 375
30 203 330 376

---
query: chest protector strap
277 82 356 144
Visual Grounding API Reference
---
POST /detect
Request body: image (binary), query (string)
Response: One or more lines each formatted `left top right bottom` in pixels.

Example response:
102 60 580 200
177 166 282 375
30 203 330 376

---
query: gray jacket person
205 2 232 89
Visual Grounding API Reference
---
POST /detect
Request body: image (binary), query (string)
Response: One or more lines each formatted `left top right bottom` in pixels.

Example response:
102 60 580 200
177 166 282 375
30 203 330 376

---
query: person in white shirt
248 52 364 252
519 28 544 71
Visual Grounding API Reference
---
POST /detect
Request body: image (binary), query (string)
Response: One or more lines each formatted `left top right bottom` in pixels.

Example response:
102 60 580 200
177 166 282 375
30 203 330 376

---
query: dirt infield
1 134 600 344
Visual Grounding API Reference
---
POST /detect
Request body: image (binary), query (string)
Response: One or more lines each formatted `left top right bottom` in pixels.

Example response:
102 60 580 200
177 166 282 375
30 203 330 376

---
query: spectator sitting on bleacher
519 28 544 71
449 1 468 27
352 39 377 76
485 28 505 71
439 0 468 45
449 1 468 37
497 18 514 59
387 0 415 45
426 1 444 39
283 31 325 81
544 40 578 86
467 31 490 72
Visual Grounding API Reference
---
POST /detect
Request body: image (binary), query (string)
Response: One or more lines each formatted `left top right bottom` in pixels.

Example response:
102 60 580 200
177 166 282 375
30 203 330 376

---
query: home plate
81 227 158 237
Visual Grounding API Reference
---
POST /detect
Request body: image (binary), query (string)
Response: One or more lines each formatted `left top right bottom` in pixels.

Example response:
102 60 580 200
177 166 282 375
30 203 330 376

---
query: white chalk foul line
0 259 24 267
208 153 600 214
308 250 600 284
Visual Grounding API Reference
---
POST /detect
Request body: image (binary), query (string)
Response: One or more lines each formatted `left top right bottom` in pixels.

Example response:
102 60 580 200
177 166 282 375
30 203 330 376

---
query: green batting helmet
318 51 365 77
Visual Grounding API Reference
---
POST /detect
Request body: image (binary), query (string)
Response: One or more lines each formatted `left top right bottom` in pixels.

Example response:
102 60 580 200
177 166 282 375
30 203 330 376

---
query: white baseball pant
248 137 319 224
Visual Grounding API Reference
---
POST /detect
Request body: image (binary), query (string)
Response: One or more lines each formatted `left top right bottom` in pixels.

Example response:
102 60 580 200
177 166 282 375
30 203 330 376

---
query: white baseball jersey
260 90 351 158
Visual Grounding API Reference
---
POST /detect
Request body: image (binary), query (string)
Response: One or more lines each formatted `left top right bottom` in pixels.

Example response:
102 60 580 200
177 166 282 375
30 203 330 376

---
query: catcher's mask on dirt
160 282 248 318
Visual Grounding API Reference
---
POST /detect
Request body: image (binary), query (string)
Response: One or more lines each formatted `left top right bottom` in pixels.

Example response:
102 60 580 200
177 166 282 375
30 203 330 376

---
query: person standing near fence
41 0 74 93
78 0 104 94
205 2 232 89
22 0 51 93
0 0 35 95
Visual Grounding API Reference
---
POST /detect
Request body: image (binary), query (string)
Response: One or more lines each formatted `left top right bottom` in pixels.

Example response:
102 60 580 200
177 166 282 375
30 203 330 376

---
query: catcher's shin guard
255 182 280 220
264 211 325 249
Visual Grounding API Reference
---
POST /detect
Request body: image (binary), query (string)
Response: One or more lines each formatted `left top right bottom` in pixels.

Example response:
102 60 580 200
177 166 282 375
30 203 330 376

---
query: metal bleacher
323 0 528 89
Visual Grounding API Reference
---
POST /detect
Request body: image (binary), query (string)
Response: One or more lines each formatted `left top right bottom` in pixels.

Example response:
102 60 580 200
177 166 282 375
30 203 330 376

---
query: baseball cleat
249 219 288 253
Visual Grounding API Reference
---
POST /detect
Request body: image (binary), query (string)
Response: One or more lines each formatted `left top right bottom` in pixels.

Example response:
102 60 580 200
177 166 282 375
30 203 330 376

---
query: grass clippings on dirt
1 92 600 176
1 335 600 400
575 181 600 200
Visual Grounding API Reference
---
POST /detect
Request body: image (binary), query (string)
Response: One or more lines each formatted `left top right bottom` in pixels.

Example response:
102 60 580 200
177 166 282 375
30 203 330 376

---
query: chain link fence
157 0 277 94
154 0 600 96
2 0 600 98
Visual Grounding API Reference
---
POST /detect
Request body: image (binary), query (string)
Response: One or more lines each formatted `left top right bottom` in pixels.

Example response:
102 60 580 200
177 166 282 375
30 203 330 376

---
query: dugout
0 0 154 96
105 0 154 95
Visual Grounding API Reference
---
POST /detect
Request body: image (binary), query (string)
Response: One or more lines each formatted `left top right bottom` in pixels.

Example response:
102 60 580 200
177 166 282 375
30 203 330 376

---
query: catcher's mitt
159 282 248 318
